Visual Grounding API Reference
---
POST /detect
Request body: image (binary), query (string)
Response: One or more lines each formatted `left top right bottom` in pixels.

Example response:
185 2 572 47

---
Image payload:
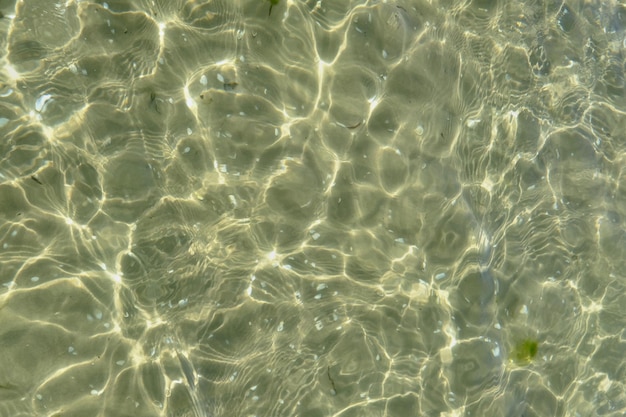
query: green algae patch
266 0 280 15
511 339 539 365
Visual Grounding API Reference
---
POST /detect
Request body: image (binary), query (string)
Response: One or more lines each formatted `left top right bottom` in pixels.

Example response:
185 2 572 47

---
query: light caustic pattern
0 0 626 416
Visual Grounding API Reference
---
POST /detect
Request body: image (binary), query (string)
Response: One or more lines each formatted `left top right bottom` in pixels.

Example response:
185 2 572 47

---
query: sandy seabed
0 1 625 416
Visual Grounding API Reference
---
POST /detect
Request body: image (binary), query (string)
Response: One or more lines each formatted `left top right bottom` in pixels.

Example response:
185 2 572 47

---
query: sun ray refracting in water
1 0 626 416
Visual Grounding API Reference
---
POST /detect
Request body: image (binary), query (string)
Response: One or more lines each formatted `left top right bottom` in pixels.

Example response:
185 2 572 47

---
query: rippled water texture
0 0 626 416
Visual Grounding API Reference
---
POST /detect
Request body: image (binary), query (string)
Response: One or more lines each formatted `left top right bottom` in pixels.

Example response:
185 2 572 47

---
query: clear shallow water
0 0 625 416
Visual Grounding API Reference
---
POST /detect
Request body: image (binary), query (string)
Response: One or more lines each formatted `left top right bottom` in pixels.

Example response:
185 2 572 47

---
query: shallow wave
1 0 626 416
